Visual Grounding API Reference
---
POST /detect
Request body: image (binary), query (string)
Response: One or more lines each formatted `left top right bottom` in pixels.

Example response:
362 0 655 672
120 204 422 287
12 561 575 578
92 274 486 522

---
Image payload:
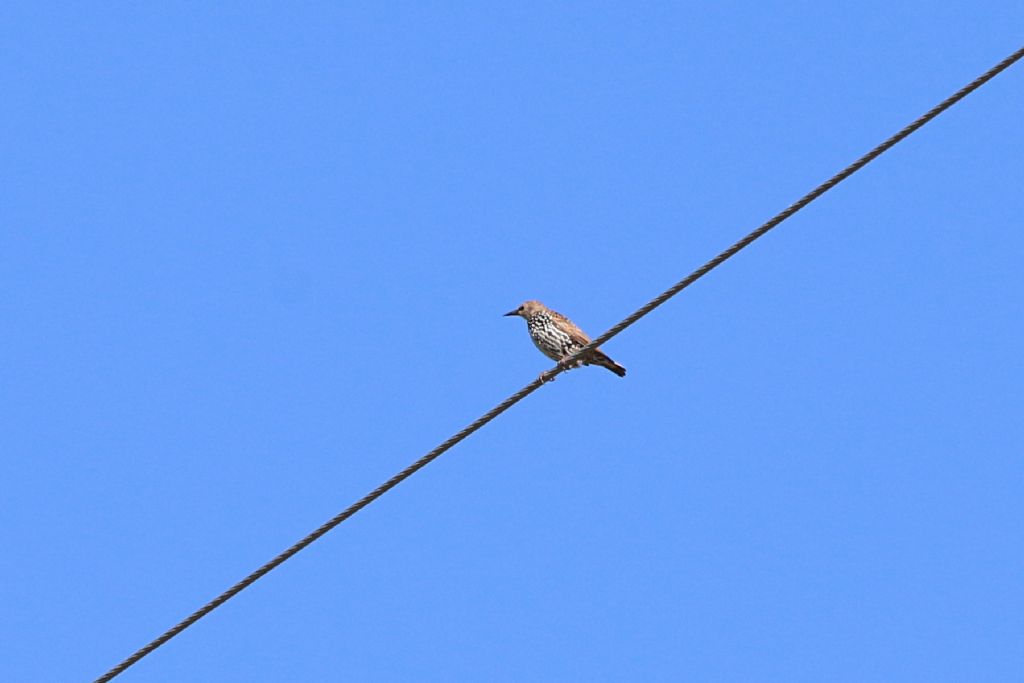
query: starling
504 300 626 378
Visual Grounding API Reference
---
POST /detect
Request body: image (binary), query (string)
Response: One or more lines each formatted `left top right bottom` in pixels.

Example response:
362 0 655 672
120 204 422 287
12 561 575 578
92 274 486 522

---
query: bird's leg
539 359 573 383
557 357 579 372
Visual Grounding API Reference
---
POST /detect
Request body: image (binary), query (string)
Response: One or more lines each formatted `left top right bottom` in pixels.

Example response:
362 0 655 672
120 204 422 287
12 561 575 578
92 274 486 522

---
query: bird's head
504 300 545 319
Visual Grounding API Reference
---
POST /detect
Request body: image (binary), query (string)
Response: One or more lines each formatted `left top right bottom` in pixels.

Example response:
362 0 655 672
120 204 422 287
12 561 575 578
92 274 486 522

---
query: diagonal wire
570 46 1024 363
95 45 1024 683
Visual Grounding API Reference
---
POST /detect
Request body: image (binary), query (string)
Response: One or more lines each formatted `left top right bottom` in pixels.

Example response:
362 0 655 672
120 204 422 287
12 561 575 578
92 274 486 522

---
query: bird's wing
550 310 592 346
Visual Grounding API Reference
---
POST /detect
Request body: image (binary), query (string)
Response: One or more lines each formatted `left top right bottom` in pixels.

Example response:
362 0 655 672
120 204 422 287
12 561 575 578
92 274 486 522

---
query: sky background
2 3 1022 682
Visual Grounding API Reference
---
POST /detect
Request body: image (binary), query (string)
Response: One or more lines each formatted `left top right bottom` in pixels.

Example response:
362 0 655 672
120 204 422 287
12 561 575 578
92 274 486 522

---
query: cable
573 46 1024 361
94 45 1024 683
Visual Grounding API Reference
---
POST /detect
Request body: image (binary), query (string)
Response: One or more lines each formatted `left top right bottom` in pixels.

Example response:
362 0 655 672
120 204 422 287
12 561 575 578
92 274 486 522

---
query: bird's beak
503 309 519 317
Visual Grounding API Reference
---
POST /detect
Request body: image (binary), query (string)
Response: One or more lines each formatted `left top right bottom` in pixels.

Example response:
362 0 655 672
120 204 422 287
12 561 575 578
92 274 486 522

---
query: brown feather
587 350 627 377
548 310 592 347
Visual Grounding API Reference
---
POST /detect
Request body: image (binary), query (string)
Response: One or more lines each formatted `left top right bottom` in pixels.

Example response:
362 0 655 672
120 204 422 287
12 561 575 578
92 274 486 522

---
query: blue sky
2 3 1022 681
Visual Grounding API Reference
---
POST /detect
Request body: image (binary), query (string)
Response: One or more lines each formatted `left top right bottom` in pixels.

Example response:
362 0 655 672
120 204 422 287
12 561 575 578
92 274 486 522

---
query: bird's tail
588 350 626 377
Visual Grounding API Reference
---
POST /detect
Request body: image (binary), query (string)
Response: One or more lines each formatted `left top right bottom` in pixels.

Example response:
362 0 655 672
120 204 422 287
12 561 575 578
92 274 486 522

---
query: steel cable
95 45 1024 683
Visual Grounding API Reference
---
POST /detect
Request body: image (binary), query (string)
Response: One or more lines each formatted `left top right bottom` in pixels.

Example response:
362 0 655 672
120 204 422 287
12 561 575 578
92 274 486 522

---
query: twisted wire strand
565 45 1024 365
93 376 549 683
95 45 1024 683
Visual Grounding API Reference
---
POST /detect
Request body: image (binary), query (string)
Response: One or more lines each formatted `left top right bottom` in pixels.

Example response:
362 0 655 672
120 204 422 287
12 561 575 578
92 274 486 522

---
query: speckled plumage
504 300 626 377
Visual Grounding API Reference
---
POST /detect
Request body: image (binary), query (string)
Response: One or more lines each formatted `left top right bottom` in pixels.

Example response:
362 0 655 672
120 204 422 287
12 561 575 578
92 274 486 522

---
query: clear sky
2 3 1022 682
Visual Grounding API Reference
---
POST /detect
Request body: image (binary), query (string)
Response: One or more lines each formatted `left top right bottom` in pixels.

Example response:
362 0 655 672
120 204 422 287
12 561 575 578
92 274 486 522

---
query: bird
504 300 626 378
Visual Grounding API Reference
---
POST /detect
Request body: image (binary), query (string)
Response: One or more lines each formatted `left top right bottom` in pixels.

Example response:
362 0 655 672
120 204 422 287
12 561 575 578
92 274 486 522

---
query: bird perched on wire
504 300 626 378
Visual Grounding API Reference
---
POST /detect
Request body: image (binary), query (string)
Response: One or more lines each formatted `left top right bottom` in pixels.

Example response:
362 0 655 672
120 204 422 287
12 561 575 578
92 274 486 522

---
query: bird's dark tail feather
588 350 626 377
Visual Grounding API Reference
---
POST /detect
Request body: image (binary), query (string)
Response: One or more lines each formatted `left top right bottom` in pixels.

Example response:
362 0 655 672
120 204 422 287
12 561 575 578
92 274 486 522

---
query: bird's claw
557 359 578 372
539 360 574 383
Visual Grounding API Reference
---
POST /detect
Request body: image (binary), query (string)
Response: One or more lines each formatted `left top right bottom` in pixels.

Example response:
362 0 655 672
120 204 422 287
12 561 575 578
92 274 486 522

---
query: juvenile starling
504 300 626 378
